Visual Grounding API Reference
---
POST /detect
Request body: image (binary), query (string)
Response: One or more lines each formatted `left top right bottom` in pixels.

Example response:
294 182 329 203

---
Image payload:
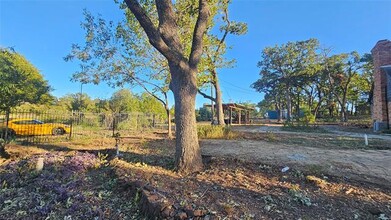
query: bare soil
201 139 391 188
1 127 390 219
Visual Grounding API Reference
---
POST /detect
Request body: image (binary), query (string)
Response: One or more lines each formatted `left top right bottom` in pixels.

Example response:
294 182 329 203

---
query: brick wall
371 40 391 128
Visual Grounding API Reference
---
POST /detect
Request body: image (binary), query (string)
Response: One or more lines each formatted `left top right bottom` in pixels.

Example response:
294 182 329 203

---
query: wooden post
238 109 242 125
229 107 233 125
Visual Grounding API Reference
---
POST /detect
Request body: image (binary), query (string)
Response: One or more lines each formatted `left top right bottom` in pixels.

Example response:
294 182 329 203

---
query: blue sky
1 0 390 108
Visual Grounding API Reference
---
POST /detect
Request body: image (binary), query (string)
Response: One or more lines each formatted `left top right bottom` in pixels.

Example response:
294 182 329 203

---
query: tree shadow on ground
114 155 391 219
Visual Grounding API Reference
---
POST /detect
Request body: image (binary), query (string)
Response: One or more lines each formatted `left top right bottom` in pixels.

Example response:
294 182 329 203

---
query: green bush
299 106 315 126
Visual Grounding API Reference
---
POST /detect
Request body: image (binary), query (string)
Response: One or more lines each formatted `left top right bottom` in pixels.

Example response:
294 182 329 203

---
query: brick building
372 39 391 131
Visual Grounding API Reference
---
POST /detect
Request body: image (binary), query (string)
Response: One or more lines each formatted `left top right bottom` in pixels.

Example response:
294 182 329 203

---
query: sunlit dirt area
1 125 390 219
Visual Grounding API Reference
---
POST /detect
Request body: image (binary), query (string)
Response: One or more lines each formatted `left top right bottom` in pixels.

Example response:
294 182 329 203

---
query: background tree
109 89 140 113
56 93 94 112
253 40 373 122
196 106 212 122
252 39 320 121
325 52 361 122
139 92 167 118
358 53 374 114
65 8 174 137
0 48 52 113
0 48 52 149
197 0 247 125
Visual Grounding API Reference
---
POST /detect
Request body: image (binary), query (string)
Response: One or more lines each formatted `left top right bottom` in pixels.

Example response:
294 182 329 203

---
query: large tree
0 48 52 157
325 52 361 122
197 1 247 125
252 39 320 121
0 48 52 113
123 0 211 173
67 1 213 173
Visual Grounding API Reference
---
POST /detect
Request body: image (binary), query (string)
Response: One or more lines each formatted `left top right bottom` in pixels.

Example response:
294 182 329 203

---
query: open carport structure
223 103 255 125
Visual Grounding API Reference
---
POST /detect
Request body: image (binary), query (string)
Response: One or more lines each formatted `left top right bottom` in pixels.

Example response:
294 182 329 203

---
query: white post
36 157 44 172
364 134 368 146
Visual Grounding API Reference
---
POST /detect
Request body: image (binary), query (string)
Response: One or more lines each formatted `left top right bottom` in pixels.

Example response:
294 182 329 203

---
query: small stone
144 185 154 191
184 208 194 217
161 206 173 218
345 188 354 195
193 209 206 216
147 194 159 202
175 212 188 220
264 205 272 212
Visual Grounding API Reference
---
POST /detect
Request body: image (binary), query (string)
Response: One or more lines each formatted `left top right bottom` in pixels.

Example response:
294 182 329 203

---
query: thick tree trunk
169 63 203 174
124 0 209 174
341 105 346 122
213 77 225 125
276 105 282 122
340 95 348 122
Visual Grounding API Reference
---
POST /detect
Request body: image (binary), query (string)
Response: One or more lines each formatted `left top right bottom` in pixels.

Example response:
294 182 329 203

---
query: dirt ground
201 139 391 187
200 125 391 188
1 126 391 219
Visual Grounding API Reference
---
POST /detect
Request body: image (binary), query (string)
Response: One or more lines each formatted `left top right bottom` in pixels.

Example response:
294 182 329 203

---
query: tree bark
276 105 282 122
166 106 172 139
213 74 225 125
285 86 292 121
296 88 300 121
341 97 347 122
341 105 346 122
125 0 208 174
169 63 203 173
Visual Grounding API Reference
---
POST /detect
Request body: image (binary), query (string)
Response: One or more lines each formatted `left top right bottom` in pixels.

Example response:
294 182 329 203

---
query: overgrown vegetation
197 125 237 139
0 152 143 219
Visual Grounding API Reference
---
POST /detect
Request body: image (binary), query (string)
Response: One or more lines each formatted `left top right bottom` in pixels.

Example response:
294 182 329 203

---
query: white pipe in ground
36 157 44 171
364 134 368 146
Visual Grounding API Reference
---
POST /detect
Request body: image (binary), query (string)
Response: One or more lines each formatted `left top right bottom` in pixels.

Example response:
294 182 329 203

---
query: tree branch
132 76 167 105
197 89 216 102
124 0 177 62
155 0 183 54
189 0 210 69
213 6 230 60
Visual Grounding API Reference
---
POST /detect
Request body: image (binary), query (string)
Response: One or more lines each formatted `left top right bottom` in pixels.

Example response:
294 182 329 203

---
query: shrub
298 106 315 126
197 125 237 139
